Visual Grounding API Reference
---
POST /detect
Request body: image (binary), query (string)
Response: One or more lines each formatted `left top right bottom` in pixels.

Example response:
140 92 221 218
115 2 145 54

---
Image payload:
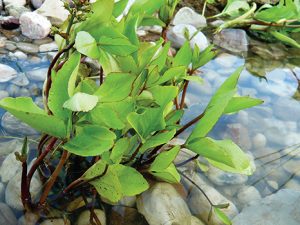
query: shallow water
0 46 300 223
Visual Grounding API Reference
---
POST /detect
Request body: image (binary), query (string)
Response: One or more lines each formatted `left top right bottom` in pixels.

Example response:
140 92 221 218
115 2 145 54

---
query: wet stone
0 203 18 225
76 209 106 225
11 73 30 86
16 42 39 54
0 64 17 82
26 67 47 81
0 90 9 100
40 218 71 225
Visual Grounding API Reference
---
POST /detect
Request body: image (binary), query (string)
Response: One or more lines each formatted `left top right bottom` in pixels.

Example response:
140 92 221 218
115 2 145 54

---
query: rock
12 51 28 60
0 152 22 183
224 123 252 151
0 90 9 100
237 186 261 208
6 172 42 210
5 41 17 51
137 182 191 225
40 218 71 225
0 139 23 156
16 42 39 54
0 64 17 82
3 0 26 6
252 133 267 149
215 53 238 68
111 207 147 225
6 84 20 97
1 112 39 136
5 5 30 18
284 132 300 146
76 209 106 225
191 216 206 225
20 12 51 39
36 0 69 26
232 189 300 225
39 42 58 52
31 0 45 9
0 203 18 225
18 87 31 97
11 73 30 86
207 166 248 186
185 173 238 225
237 111 249 125
273 97 300 121
213 29 248 53
167 24 209 50
26 67 48 81
33 37 53 45
118 196 136 207
17 212 39 225
284 179 300 191
173 7 206 28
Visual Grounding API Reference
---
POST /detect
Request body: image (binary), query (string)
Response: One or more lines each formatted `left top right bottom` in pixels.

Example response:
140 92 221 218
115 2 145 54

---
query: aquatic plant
0 0 262 223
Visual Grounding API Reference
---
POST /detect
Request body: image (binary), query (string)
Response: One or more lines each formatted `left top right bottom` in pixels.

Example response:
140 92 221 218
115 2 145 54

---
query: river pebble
26 67 47 81
173 7 207 28
16 42 39 54
76 209 106 225
0 202 18 225
0 64 17 83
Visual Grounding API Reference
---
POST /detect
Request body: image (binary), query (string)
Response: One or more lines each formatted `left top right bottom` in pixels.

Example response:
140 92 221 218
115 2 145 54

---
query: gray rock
6 84 20 97
26 68 47 81
237 186 261 208
224 123 252 151
76 209 106 225
173 7 206 28
0 203 18 225
31 0 45 9
39 42 58 52
0 90 9 100
6 172 42 210
5 5 30 18
232 189 300 225
16 42 39 54
137 182 191 225
0 152 22 183
0 64 17 83
12 51 28 60
5 42 17 51
1 112 39 136
36 0 69 26
191 216 205 225
33 37 53 45
40 219 71 225
215 53 238 68
207 166 248 186
3 0 26 6
273 97 300 121
18 87 31 97
17 212 39 225
11 73 30 86
167 24 209 50
252 133 267 149
0 139 23 156
0 182 5 200
20 12 51 39
213 29 248 53
185 173 238 225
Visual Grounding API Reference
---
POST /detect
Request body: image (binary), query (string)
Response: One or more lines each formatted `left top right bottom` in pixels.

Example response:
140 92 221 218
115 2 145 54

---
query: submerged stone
0 64 17 83
173 7 207 28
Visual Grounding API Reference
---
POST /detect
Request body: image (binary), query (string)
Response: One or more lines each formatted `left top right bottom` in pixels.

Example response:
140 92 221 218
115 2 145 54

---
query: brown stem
63 177 84 194
27 137 57 187
180 80 189 109
21 160 32 210
174 112 205 138
176 154 199 167
39 150 69 207
124 143 142 164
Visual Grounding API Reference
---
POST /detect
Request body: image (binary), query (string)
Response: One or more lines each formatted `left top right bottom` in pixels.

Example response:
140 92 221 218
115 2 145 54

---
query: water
0 46 300 223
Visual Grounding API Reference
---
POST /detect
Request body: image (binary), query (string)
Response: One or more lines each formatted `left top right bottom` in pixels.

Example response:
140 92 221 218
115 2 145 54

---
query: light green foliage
224 96 264 114
63 92 98 112
75 31 100 59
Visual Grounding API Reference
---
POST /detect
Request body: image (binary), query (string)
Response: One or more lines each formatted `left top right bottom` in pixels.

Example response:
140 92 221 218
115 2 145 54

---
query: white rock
173 7 206 28
0 182 5 200
39 42 58 52
237 186 261 208
31 0 45 9
5 173 42 210
252 133 267 149
232 189 300 225
0 64 17 82
40 218 71 225
26 68 48 81
16 42 39 54
137 182 191 225
3 0 26 6
12 51 27 60
36 0 69 26
76 209 106 225
186 173 238 225
20 12 51 40
167 24 209 50
18 212 39 225
284 132 300 146
11 73 30 87
0 152 22 183
0 202 18 225
191 216 206 225
0 139 23 156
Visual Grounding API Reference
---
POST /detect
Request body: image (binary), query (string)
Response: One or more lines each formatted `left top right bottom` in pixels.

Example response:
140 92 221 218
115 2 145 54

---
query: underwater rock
3 0 26 7
11 73 30 86
213 29 248 53
5 172 42 210
39 42 58 52
11 51 28 60
167 24 209 50
17 212 39 225
232 189 300 225
0 152 22 183
5 5 30 19
215 53 238 68
40 218 71 225
252 133 267 149
76 209 106 225
0 182 5 201
19 12 51 39
26 67 48 81
0 90 9 100
185 173 238 225
137 182 192 225
0 203 18 225
16 42 39 54
111 207 147 225
191 216 206 225
0 64 17 83
173 7 207 28
36 0 69 26
1 112 39 136
236 186 261 208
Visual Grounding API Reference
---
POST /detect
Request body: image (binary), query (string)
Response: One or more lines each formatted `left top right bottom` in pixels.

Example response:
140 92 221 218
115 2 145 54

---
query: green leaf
113 0 129 17
192 45 217 70
75 79 98 95
95 73 136 102
48 52 81 120
187 67 242 142
148 86 178 108
214 208 232 225
186 137 253 175
63 125 116 156
0 97 67 138
138 40 163 71
82 160 107 180
224 96 263 114
215 0 250 18
140 15 166 27
128 108 166 142
183 75 204 85
75 31 100 59
151 163 180 183
270 31 300 48
156 66 187 85
130 0 165 15
99 36 138 56
63 92 98 112
112 164 149 196
166 110 184 126
173 41 193 67
149 42 170 71
110 138 130 163
140 129 176 153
